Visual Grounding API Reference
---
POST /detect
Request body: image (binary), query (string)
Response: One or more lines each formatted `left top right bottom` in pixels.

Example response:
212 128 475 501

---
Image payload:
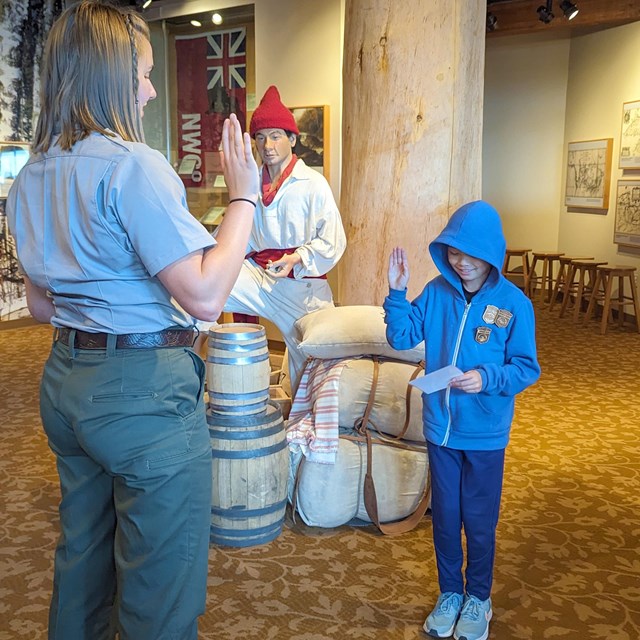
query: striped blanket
286 357 348 464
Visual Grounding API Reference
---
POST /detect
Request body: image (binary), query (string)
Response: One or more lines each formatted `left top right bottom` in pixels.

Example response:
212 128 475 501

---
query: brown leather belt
55 327 196 350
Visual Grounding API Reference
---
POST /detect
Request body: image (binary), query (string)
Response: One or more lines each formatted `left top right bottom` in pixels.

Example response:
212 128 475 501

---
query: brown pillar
339 0 485 304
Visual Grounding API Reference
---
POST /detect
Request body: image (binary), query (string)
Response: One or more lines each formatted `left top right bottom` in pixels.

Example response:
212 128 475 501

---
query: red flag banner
175 28 247 190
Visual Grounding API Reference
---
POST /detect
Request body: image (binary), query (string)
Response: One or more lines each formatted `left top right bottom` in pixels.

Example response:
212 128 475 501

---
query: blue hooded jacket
383 200 540 450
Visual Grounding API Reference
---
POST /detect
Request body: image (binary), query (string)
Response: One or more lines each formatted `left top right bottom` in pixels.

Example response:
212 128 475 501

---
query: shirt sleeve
383 286 428 350
106 147 215 276
292 177 346 279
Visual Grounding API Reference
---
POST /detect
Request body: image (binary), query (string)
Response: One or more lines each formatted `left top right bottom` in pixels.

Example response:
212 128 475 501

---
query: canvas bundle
289 354 431 534
289 435 428 529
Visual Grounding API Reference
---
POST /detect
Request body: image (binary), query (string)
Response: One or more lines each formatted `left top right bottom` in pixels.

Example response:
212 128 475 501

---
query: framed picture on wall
289 105 329 177
613 180 640 248
564 138 613 209
619 100 640 169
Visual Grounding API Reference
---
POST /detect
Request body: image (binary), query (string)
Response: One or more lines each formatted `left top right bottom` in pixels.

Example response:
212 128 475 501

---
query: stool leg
629 275 640 333
538 260 549 304
584 271 601 324
618 277 625 329
526 259 533 297
601 272 614 335
546 260 556 303
573 270 586 323
523 256 531 295
559 264 575 318
548 263 565 312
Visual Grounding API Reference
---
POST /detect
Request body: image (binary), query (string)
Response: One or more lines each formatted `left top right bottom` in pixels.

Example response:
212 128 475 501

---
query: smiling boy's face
447 247 491 292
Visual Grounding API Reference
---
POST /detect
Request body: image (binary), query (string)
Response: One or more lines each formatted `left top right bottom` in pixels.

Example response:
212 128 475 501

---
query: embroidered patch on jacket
475 326 492 344
482 304 513 328
495 309 513 328
482 305 499 324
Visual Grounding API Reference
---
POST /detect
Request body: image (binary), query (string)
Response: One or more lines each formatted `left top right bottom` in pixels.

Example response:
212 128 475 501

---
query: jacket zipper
441 300 471 447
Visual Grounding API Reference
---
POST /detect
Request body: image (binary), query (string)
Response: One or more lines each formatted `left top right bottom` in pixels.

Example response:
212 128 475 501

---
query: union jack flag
206 28 246 90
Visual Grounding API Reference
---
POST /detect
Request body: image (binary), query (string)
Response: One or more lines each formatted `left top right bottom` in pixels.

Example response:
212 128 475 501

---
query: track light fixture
537 0 554 24
559 0 579 20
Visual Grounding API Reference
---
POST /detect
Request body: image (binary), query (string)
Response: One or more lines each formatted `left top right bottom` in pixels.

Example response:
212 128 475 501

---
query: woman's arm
157 114 259 321
24 276 55 323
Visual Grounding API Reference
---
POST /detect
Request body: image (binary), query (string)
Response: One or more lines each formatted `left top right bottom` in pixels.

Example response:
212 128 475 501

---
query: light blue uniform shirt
6 132 215 333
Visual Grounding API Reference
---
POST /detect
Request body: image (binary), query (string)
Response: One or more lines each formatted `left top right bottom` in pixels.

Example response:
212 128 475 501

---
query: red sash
246 248 327 280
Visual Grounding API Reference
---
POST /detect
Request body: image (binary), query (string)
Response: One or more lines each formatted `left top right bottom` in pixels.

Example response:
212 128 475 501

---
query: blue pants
427 442 505 601
40 335 212 640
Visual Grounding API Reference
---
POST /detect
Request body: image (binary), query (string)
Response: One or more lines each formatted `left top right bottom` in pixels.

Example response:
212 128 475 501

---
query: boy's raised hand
388 247 409 291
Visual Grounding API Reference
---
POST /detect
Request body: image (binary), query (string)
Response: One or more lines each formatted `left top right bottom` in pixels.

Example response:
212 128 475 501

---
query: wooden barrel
206 323 271 415
208 401 290 547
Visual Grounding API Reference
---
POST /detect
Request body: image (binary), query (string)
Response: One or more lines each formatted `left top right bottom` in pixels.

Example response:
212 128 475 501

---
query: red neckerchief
261 154 297 206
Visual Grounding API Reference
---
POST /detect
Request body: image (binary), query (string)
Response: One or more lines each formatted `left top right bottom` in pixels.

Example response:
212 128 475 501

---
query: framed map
614 180 640 248
565 138 613 209
620 100 640 169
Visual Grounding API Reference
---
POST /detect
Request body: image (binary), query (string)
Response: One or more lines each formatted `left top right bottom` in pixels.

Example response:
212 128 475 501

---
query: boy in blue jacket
383 200 540 640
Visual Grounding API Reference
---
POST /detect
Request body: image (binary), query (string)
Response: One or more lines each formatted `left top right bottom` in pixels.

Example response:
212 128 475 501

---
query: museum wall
559 21 640 268
483 34 570 251
483 20 640 274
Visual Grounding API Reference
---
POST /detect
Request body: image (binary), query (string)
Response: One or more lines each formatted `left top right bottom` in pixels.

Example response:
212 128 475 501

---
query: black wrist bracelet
228 197 257 207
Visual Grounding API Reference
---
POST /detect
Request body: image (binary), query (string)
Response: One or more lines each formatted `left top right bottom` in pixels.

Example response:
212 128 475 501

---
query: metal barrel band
208 424 283 440
208 389 268 401
207 340 268 352
210 499 287 519
207 352 270 365
210 439 288 459
209 523 283 547
206 401 280 427
207 398 269 414
210 327 266 341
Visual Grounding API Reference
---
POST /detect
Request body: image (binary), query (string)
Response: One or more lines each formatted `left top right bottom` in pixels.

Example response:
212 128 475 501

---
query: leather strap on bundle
355 356 431 536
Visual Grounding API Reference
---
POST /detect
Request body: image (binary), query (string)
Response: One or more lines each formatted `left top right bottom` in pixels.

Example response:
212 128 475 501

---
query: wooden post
339 0 485 304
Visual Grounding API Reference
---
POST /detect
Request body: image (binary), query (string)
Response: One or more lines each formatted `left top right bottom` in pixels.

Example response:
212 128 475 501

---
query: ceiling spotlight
559 0 579 20
142 0 152 8
211 12 223 25
190 19 202 27
537 0 554 24
486 12 498 32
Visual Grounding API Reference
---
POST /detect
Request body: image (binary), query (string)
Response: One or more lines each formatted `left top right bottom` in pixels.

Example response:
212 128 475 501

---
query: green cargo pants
40 333 212 640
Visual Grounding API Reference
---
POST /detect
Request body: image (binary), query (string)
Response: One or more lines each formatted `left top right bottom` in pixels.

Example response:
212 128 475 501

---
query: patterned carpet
0 305 639 639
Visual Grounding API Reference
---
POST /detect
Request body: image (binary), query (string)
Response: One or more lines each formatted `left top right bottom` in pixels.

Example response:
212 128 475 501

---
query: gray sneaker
423 592 464 637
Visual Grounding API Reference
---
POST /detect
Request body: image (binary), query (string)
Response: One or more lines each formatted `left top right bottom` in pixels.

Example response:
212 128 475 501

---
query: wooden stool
548 255 593 312
528 251 564 303
502 248 531 293
584 265 640 334
559 259 607 322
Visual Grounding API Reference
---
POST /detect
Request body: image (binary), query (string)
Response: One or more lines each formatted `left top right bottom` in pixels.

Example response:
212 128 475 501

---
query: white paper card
409 365 463 394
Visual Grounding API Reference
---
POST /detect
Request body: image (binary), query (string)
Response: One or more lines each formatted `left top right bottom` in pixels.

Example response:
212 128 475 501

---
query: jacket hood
429 200 506 292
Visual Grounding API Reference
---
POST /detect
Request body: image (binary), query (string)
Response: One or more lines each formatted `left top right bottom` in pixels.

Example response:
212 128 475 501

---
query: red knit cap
249 85 299 137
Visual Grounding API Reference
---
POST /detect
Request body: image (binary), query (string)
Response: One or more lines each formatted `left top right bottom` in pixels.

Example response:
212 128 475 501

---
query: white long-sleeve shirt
248 159 346 278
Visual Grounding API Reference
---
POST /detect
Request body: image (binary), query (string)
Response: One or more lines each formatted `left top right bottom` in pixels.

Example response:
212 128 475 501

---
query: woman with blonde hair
6 2 259 639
